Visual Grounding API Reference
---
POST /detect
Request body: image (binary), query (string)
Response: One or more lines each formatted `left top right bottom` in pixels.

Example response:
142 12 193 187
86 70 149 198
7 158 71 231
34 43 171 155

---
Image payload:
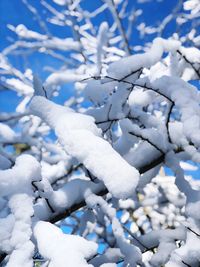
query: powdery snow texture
30 96 140 199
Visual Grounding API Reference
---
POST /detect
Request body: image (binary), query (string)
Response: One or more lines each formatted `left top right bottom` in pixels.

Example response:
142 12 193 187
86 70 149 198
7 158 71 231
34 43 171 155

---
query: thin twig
128 131 165 154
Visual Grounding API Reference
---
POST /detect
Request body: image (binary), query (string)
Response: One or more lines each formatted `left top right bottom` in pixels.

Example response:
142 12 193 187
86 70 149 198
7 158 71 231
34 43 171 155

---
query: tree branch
49 153 165 223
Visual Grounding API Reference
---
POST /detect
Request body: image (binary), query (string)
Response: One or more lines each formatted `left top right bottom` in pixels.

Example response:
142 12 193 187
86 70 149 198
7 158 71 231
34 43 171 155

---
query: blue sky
0 0 181 111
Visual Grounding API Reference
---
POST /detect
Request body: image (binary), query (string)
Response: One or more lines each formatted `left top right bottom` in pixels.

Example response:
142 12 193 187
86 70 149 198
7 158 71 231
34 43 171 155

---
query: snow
180 161 198 171
30 96 140 199
185 200 200 220
84 79 114 104
0 215 15 253
150 241 176 266
128 88 153 107
108 38 180 79
41 161 68 184
0 154 41 197
52 0 70 6
5 78 33 95
167 231 200 267
0 155 11 170
0 155 41 266
3 38 80 57
0 123 18 143
6 194 34 267
45 71 87 91
34 221 98 267
139 227 186 266
112 217 142 266
11 24 47 40
85 192 142 266
136 75 200 151
39 178 105 214
184 0 200 14
90 248 122 266
96 22 109 75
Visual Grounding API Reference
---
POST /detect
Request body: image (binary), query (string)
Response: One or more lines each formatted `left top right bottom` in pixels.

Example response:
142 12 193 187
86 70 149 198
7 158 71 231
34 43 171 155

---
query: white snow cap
0 154 41 196
52 0 70 5
30 96 140 199
6 194 34 267
34 221 98 267
108 37 180 79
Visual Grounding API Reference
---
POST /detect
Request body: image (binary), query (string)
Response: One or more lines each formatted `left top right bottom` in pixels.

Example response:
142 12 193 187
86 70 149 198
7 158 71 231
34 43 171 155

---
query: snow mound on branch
6 194 34 267
85 80 114 104
167 231 200 267
34 221 97 267
45 71 87 91
5 78 33 95
108 37 180 79
0 154 41 196
13 24 47 40
30 96 140 199
52 0 70 5
0 123 18 143
184 0 200 14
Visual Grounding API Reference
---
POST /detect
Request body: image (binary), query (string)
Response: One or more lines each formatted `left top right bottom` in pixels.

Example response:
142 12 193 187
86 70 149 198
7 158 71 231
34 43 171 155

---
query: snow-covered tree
0 0 200 266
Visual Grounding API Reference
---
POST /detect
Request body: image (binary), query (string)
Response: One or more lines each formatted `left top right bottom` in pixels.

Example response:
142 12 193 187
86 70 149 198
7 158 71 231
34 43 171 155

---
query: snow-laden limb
45 70 88 92
85 79 115 105
0 154 41 266
30 96 140 199
152 76 200 146
34 221 98 267
3 78 33 96
103 0 131 55
89 248 122 266
165 151 200 205
138 227 186 266
129 74 200 158
96 22 109 75
166 230 200 267
34 177 106 222
0 154 41 196
0 123 19 144
163 152 200 266
107 38 180 79
6 194 34 267
0 121 41 150
112 217 142 266
8 24 48 40
184 0 200 15
85 192 142 266
3 38 80 56
178 47 200 80
52 0 69 6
